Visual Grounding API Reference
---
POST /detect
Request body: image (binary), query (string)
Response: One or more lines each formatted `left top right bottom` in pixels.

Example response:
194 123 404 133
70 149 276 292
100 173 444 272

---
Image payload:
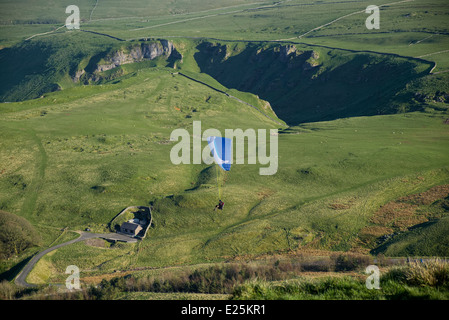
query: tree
0 211 41 260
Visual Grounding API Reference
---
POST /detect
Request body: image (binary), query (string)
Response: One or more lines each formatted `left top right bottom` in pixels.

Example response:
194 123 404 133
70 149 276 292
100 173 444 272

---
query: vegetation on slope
0 210 41 260
359 185 449 256
2 35 443 127
232 259 449 300
0 0 448 294
0 32 184 102
3 257 448 300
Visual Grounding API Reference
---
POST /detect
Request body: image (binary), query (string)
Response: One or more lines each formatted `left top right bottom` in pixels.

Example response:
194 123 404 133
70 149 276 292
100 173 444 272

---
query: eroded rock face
72 69 85 83
278 44 298 63
71 40 182 83
96 40 182 72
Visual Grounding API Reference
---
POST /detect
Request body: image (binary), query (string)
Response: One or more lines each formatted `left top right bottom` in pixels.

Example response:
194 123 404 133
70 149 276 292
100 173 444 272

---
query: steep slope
373 217 449 257
369 188 449 256
1 36 438 127
0 32 182 102
0 52 448 283
194 41 434 125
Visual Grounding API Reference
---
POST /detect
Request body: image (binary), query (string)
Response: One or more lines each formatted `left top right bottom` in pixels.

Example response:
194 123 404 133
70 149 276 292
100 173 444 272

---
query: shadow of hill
194 41 432 126
0 255 33 281
0 42 54 102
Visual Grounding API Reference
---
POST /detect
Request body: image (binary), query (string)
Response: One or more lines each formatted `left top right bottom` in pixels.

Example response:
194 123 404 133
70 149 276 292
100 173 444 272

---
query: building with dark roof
120 222 143 237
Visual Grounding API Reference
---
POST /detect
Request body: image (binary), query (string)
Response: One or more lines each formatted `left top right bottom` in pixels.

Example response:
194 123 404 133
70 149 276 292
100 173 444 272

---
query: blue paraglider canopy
207 136 231 171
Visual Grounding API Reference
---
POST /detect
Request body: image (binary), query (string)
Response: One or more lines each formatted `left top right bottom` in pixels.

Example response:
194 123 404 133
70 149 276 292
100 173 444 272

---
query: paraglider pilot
214 200 224 211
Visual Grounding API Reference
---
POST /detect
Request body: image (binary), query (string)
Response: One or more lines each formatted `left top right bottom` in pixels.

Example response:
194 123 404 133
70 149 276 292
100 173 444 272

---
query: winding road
14 231 137 288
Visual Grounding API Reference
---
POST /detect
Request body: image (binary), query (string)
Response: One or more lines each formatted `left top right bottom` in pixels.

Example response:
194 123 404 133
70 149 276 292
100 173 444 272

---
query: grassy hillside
2 35 443 126
1 59 448 283
0 0 448 293
361 185 449 256
0 32 183 102
2 1 446 68
374 217 449 256
232 259 449 300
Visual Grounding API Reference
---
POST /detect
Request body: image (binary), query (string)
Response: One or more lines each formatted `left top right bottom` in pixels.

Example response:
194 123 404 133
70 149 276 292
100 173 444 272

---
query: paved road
15 231 137 288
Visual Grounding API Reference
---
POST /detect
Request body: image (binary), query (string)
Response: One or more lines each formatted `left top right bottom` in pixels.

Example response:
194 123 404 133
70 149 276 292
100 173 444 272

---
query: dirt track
14 231 137 288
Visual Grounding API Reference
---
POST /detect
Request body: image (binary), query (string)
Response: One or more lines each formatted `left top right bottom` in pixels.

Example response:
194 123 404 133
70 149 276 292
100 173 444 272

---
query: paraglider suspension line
216 164 223 200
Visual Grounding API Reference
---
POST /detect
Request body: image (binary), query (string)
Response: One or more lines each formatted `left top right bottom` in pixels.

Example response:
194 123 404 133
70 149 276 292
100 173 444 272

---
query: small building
120 222 143 237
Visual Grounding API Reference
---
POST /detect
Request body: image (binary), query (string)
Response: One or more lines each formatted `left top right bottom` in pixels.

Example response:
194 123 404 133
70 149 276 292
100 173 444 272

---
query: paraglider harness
214 200 224 211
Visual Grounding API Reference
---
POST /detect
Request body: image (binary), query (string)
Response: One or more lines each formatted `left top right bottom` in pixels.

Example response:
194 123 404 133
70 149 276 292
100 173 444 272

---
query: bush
82 255 377 299
300 259 334 272
332 253 371 272
404 259 449 287
88 262 289 296
0 211 41 260
231 277 382 300
383 258 449 288
88 279 121 300
0 280 17 300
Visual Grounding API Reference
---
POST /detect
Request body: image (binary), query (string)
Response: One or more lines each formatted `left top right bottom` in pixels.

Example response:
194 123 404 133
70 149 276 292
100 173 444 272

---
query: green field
0 0 448 301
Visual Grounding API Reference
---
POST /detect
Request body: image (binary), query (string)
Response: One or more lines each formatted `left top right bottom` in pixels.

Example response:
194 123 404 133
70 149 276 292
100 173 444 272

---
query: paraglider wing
207 136 231 171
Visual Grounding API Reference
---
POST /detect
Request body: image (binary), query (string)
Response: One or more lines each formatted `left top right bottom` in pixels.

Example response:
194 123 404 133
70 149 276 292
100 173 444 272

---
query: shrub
383 258 449 288
0 280 17 300
88 279 121 300
332 253 371 272
300 259 334 272
91 262 289 296
404 258 449 287
231 277 382 300
0 211 41 260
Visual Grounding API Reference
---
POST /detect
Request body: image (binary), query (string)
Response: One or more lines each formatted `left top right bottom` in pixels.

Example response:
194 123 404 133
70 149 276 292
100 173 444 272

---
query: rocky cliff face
96 40 182 72
278 44 320 70
278 44 300 63
72 40 182 82
198 42 320 71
